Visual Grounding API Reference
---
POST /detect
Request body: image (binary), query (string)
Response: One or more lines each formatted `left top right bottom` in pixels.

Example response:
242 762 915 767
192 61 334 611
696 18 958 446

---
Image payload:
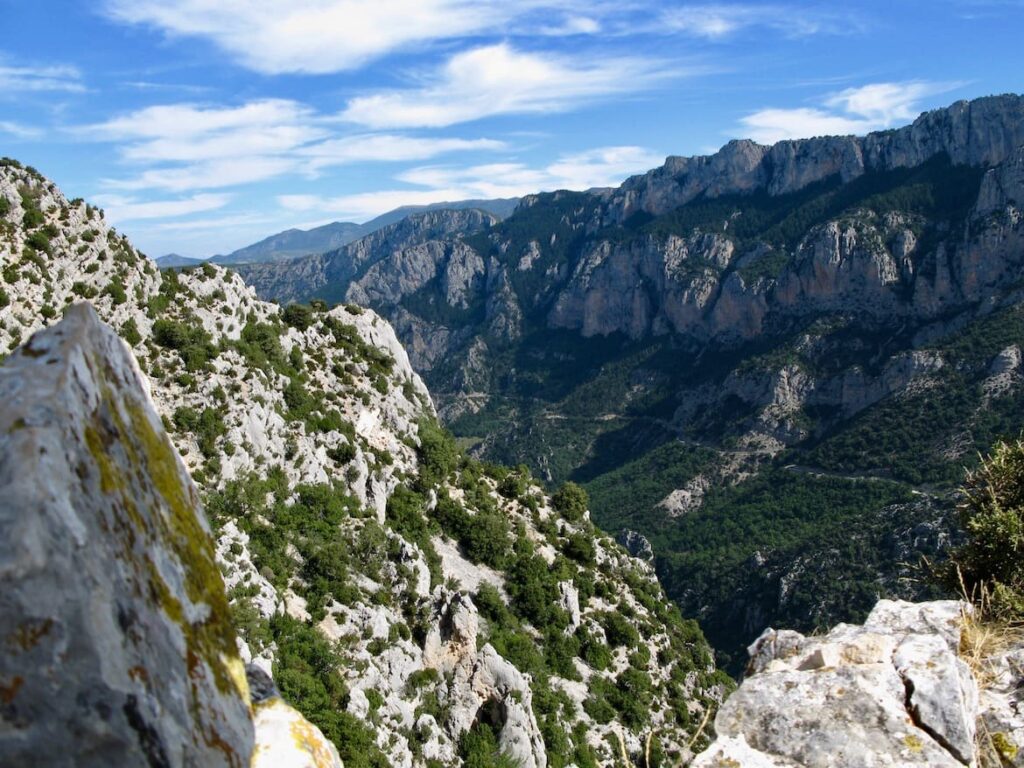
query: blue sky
0 1 1020 257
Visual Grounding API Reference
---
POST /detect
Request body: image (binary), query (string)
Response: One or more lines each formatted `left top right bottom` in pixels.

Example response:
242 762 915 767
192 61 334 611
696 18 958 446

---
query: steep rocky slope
240 94 1024 668
0 158 727 766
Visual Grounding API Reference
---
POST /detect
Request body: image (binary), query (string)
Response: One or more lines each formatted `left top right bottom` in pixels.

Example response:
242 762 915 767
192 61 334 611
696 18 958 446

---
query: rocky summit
239 94 1024 668
0 159 728 766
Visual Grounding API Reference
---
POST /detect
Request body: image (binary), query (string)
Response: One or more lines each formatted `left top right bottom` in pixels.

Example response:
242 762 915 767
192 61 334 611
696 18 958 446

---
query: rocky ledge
694 598 1024 767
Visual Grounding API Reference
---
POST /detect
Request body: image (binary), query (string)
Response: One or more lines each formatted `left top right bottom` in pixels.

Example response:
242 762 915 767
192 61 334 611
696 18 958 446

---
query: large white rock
694 599 983 768
252 699 343 768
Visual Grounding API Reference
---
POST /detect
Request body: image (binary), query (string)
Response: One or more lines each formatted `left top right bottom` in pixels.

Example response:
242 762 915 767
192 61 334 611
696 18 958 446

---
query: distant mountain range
156 196 520 269
154 252 204 268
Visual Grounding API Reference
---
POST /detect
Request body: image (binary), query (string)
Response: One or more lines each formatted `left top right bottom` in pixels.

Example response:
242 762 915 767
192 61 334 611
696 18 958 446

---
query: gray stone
0 305 253 767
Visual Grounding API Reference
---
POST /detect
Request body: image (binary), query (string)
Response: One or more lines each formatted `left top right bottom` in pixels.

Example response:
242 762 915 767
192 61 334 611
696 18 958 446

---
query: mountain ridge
238 93 1024 669
206 197 521 266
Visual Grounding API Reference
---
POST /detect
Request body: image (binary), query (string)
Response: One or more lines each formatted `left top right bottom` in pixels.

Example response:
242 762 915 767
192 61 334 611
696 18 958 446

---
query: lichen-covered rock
693 600 983 768
247 666 343 768
0 304 252 766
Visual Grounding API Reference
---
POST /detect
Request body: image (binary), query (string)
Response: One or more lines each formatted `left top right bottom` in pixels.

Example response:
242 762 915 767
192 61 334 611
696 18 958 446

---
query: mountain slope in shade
359 197 520 232
156 252 204 268
209 220 366 265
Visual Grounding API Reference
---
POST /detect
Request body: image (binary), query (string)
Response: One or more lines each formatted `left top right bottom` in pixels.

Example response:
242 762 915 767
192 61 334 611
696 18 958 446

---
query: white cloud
84 99 505 192
102 0 606 75
102 1 847 75
658 4 848 38
342 43 671 129
0 121 42 140
0 63 84 93
301 135 506 173
278 145 663 220
91 193 231 221
738 81 963 143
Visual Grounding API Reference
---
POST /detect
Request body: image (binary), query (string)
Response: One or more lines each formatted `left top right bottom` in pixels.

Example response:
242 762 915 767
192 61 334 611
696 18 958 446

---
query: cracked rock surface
693 600 990 767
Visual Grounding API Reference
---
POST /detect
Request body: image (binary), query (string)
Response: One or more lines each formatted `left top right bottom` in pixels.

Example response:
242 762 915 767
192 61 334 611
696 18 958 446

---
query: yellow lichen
288 707 338 767
903 733 924 752
992 731 1019 760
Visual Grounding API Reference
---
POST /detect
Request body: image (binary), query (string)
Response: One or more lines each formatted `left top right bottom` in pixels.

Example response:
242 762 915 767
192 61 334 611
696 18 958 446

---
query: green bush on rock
945 438 1024 617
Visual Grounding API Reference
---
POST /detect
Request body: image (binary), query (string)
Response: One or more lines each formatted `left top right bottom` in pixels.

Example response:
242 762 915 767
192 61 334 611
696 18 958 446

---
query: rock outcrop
693 599 1024 767
0 305 347 767
610 94 1024 221
0 305 253 766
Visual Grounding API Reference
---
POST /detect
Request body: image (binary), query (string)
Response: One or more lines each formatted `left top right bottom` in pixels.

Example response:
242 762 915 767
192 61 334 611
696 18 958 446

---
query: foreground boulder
692 599 1023 767
0 306 343 767
0 304 254 765
248 666 342 768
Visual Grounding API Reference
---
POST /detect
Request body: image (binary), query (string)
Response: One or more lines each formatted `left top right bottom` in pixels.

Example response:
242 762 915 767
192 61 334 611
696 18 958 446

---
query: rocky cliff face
608 93 1024 221
694 598 1024 767
0 159 726 765
237 208 498 307
0 304 339 768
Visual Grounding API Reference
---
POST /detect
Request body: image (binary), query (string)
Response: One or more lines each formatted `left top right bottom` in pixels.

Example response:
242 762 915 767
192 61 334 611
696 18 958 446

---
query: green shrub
564 532 596 565
944 438 1024 617
458 719 519 768
270 615 389 767
25 230 51 254
416 419 459 487
506 538 568 630
104 279 127 305
552 482 588 522
598 610 640 648
152 318 216 370
461 509 511 568
283 303 315 331
120 317 142 346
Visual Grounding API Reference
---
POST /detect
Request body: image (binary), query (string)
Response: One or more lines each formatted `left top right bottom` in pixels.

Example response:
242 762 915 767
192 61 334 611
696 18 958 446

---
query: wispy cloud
0 63 84 93
84 99 505 192
278 145 663 220
658 4 858 38
737 80 964 143
91 192 231 221
0 121 43 140
102 1 849 75
300 135 507 173
102 0 608 75
342 43 674 129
